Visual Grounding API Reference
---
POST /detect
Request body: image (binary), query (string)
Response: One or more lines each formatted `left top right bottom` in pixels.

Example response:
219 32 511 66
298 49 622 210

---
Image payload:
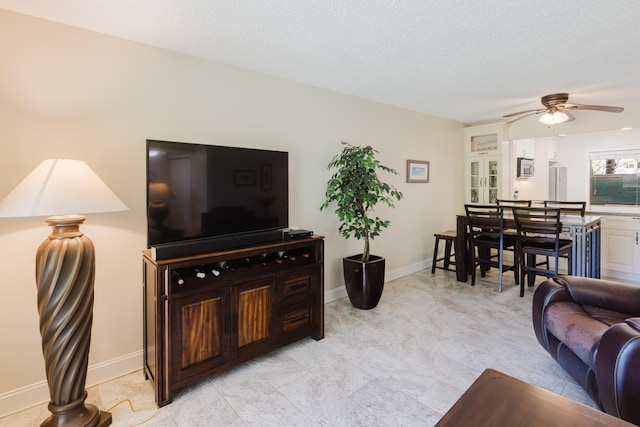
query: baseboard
601 269 640 283
0 350 142 418
324 285 348 303
386 259 430 281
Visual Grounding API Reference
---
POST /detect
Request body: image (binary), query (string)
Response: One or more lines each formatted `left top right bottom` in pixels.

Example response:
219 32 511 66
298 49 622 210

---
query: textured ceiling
2 0 640 125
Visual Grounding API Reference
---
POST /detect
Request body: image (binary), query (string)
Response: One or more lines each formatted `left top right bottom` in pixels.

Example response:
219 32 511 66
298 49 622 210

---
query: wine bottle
211 267 221 277
172 270 184 285
193 267 206 279
259 253 268 266
218 261 235 272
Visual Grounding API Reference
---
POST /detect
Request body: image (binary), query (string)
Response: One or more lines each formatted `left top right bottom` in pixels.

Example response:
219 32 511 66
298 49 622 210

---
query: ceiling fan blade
505 111 541 124
564 111 575 122
564 103 624 113
502 108 544 118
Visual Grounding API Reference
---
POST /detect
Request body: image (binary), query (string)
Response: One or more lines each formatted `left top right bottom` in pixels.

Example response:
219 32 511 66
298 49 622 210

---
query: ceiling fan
503 93 624 125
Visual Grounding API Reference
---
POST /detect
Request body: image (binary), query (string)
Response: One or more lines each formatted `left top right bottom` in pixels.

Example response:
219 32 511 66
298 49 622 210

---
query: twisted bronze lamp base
36 215 111 427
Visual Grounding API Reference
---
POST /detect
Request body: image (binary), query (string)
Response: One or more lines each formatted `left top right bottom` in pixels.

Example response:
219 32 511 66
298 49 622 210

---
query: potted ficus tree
321 141 403 309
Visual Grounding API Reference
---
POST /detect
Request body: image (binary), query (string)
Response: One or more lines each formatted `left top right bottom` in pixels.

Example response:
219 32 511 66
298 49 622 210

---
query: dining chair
464 204 518 292
512 207 573 297
496 200 530 277
544 200 586 216
543 201 585 267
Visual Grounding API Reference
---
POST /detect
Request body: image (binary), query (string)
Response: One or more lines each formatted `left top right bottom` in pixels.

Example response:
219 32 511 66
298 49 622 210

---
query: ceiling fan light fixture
506 92 623 125
539 112 555 125
539 109 569 125
553 110 569 123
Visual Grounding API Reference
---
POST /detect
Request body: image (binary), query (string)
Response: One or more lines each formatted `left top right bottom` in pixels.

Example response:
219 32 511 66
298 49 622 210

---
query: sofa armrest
532 278 573 352
626 317 640 330
596 318 640 425
554 275 640 315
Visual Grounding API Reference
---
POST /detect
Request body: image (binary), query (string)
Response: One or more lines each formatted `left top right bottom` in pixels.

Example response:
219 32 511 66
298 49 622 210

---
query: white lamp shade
0 159 128 217
539 112 555 125
552 110 569 123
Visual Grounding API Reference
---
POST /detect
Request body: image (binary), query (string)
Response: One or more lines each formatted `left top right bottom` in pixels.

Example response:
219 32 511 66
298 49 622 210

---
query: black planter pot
342 254 385 309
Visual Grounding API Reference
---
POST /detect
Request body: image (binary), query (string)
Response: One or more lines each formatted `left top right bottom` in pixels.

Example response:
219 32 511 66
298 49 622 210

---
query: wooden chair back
497 199 532 207
465 204 503 242
544 200 586 217
464 204 518 292
512 207 573 294
513 207 563 250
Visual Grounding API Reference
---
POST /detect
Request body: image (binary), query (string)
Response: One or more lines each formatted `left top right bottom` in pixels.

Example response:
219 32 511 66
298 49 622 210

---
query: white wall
0 10 464 415
507 138 550 202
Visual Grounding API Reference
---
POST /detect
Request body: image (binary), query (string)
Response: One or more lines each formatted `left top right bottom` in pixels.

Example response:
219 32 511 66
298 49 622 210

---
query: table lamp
0 159 128 427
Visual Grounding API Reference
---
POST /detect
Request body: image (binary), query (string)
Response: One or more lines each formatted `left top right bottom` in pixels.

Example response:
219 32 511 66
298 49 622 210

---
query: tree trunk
362 235 370 263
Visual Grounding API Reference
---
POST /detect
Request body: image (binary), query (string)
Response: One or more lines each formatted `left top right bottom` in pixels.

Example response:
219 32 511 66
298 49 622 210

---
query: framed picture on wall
406 160 429 183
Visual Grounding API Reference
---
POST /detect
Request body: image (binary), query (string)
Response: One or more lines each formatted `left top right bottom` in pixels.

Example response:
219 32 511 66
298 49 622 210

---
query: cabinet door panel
602 228 637 273
181 298 224 367
486 158 499 204
233 279 276 358
237 284 272 347
469 159 481 203
172 289 230 385
465 155 501 204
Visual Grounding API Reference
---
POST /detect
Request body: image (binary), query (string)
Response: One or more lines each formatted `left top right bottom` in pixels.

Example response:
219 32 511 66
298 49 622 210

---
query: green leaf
320 141 403 254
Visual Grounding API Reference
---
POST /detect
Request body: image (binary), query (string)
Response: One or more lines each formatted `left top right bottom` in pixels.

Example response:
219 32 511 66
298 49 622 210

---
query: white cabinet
464 123 507 156
464 124 509 204
601 216 640 278
513 139 535 159
466 156 501 204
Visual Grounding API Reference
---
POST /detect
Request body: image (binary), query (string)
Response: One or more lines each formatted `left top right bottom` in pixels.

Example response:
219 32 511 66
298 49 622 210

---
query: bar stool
432 230 457 273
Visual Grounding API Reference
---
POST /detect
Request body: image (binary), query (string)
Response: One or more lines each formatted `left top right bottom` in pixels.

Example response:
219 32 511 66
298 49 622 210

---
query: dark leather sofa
533 275 640 425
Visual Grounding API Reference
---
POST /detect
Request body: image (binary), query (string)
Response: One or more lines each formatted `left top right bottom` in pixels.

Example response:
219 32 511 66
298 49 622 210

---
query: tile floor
1 269 597 426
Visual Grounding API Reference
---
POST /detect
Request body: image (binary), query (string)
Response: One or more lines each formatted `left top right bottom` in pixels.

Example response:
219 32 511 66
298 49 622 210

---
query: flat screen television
146 139 288 257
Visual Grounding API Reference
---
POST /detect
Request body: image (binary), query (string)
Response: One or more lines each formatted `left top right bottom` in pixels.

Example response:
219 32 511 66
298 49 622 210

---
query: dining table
454 212 602 283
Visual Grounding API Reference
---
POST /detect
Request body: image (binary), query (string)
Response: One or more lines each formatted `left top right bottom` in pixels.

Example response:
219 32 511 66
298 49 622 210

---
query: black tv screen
146 140 288 248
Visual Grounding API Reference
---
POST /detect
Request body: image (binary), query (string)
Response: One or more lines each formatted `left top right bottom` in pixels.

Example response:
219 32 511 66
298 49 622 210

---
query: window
590 149 640 206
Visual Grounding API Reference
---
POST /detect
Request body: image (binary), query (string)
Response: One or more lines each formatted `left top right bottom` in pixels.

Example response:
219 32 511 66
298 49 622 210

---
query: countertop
587 211 640 217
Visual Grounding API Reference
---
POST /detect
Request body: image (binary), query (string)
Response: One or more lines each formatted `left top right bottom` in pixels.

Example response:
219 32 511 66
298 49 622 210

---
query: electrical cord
105 398 160 427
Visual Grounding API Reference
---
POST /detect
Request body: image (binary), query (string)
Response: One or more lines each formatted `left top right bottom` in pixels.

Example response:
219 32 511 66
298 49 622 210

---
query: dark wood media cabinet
142 236 324 406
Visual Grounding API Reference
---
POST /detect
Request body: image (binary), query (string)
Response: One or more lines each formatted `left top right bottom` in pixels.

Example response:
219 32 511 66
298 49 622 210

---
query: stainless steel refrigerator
548 166 567 201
